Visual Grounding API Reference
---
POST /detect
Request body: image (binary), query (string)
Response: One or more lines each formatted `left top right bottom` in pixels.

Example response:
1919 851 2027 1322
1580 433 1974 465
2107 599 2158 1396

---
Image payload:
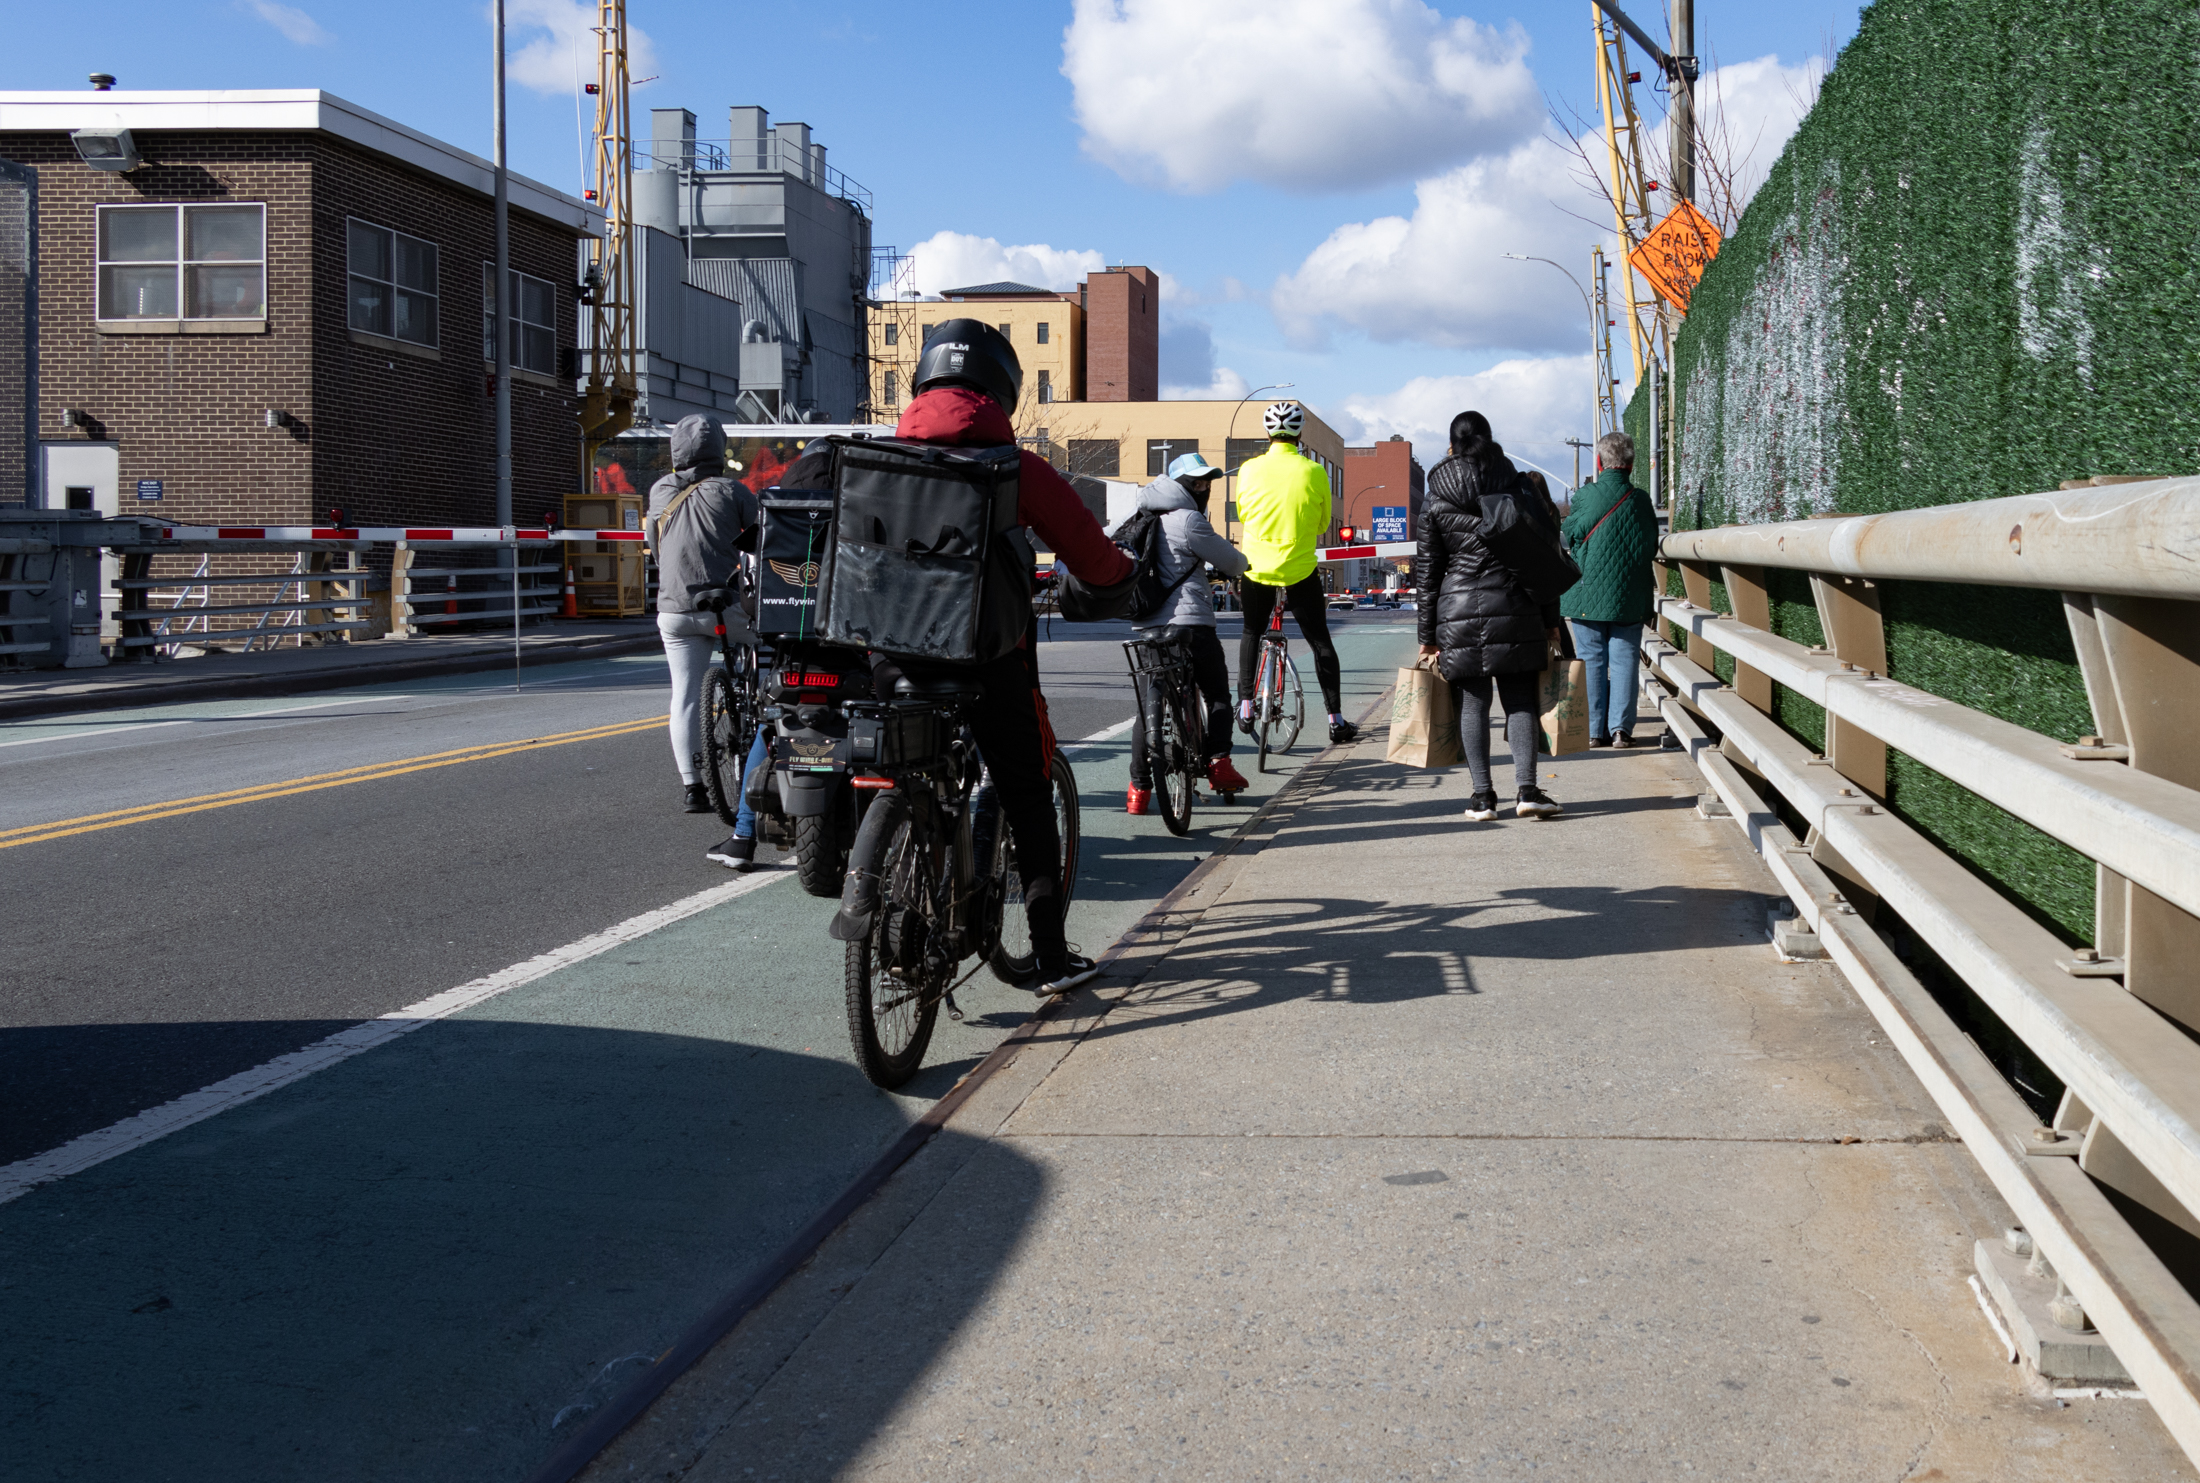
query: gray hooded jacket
1119 476 1247 630
647 415 758 617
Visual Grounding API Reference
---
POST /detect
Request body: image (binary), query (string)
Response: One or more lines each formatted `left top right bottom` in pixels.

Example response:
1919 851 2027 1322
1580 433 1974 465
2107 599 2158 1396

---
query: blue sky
11 0 1863 470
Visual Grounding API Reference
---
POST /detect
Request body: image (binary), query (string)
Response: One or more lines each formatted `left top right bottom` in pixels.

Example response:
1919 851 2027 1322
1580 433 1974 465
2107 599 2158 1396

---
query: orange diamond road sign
1628 200 1723 310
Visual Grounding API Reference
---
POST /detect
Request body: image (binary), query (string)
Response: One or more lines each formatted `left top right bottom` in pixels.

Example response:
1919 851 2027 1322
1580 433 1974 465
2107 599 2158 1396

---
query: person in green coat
1559 431 1662 746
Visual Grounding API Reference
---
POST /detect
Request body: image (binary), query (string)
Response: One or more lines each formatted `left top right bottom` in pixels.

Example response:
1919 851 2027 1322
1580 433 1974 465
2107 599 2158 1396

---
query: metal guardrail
1648 477 2200 1459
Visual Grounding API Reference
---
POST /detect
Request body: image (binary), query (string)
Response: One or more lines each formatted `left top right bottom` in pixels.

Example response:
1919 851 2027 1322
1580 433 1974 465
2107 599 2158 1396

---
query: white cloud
1062 0 1540 193
1157 319 1249 401
1328 355 1597 485
243 0 332 45
1272 55 1825 353
904 232 1106 296
505 0 661 96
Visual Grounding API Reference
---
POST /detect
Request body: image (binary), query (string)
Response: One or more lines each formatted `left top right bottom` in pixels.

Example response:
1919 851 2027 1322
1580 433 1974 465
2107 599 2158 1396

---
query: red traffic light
1337 525 1358 543
584 83 600 95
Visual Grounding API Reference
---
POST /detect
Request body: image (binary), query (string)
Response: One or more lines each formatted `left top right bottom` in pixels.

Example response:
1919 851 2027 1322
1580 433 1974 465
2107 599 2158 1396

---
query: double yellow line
0 714 668 851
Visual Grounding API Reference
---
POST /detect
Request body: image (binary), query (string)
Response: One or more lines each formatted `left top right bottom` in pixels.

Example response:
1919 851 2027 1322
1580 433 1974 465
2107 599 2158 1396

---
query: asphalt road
0 608 1420 1483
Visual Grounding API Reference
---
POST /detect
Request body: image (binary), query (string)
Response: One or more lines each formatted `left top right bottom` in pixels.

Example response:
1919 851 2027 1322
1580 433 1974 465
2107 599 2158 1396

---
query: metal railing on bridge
1648 477 2200 1454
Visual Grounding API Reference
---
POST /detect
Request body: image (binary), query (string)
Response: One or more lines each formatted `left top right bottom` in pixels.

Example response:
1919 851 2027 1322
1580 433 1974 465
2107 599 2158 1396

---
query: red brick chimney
1080 266 1158 402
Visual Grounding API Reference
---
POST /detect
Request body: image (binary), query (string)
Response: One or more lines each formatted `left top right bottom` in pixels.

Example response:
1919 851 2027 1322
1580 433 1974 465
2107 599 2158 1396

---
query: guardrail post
115 551 154 662
1677 560 1718 672
1808 574 1890 800
388 541 415 639
2085 595 2200 1026
1718 563 1774 713
2064 595 2132 967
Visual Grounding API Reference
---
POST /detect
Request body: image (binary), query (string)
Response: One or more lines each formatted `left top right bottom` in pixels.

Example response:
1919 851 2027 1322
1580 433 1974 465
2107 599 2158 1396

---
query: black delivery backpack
814 437 1027 666
753 490 835 641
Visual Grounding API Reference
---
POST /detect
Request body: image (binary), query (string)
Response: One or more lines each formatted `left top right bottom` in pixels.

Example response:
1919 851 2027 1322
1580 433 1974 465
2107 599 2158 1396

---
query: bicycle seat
892 674 982 703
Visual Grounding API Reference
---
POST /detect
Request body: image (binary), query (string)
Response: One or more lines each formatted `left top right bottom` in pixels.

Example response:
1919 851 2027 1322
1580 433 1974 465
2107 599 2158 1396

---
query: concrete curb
0 632 663 722
525 686 1396 1483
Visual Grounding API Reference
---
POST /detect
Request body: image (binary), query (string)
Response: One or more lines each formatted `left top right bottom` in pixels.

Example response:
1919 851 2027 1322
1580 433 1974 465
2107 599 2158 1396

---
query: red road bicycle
1248 600 1306 772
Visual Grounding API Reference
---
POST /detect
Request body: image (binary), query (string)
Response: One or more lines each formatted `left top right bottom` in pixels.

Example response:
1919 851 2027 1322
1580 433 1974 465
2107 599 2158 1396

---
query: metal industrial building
625 105 872 425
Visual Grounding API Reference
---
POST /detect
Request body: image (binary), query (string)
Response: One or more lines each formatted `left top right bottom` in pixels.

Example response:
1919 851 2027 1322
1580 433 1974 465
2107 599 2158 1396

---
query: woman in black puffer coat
1414 410 1563 820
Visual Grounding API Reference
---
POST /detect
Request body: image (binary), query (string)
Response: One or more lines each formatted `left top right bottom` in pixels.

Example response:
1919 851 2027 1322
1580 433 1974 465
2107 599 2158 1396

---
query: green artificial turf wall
1627 0 2200 942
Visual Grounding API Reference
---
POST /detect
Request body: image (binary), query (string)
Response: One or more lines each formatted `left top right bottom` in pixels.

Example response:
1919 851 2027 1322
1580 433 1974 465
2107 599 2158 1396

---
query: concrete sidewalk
0 618 659 719
581 716 2188 1480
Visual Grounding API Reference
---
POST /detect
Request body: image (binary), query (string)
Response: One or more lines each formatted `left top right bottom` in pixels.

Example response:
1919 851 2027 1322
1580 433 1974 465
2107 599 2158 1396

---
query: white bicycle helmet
1261 400 1306 438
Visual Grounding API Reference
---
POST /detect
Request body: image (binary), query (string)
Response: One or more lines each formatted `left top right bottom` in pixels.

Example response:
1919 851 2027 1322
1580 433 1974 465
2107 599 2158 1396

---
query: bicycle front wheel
700 668 742 827
1156 684 1195 837
844 794 942 1088
989 751 1083 984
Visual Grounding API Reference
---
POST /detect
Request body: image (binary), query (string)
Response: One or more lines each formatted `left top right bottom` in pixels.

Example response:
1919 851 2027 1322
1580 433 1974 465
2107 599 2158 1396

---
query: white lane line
0 869 790 1205
0 720 189 749
1062 717 1135 751
0 692 412 749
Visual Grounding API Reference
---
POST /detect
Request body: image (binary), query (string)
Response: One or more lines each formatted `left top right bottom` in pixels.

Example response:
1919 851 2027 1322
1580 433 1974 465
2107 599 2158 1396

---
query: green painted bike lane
0 622 1417 1483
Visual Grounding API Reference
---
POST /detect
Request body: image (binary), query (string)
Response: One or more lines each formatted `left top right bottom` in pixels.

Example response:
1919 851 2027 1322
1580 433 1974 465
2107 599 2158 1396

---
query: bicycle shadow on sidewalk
1068 879 1766 1044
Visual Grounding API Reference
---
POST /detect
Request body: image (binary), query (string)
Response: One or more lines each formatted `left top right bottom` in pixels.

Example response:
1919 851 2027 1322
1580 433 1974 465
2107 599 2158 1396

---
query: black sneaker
1614 732 1635 749
706 835 757 870
683 782 713 813
1589 735 1611 749
1516 787 1562 819
1035 951 1101 996
1328 718 1361 745
1237 708 1256 737
1462 791 1500 821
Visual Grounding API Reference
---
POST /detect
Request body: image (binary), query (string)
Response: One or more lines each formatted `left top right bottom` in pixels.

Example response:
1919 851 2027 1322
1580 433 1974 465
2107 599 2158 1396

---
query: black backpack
1436 458 1581 605
813 437 1027 666
753 490 834 640
1110 507 1196 624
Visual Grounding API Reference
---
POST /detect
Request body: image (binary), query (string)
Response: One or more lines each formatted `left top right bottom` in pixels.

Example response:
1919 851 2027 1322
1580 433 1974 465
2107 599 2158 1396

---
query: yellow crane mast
1591 3 1665 381
579 0 636 490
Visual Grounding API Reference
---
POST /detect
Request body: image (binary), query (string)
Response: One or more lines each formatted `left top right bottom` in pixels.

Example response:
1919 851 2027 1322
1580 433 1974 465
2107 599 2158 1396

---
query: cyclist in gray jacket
1124 452 1251 812
646 414 765 868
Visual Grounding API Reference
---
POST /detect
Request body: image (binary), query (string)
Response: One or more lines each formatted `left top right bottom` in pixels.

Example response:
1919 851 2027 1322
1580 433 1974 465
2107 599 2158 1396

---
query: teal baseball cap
1166 452 1222 482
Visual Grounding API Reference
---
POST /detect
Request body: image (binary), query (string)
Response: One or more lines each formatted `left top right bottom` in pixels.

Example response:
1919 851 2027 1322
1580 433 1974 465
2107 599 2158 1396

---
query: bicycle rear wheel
1155 683 1195 837
1263 653 1305 757
844 794 942 1089
989 751 1083 984
700 668 742 827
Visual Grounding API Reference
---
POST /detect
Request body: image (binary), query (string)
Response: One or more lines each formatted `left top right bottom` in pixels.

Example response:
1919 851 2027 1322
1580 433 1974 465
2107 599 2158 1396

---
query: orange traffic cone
443 574 458 616
561 563 579 619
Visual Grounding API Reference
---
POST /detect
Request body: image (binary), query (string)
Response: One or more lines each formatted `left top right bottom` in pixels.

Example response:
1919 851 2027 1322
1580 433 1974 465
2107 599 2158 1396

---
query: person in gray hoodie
1124 452 1252 812
645 414 764 867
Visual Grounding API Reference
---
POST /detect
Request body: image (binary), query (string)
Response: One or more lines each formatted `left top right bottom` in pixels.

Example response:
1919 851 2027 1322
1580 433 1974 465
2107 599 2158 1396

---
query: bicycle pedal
945 993 963 1022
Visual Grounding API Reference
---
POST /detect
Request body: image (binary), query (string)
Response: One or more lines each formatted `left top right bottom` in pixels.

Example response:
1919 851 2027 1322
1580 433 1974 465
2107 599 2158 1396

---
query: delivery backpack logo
768 558 821 590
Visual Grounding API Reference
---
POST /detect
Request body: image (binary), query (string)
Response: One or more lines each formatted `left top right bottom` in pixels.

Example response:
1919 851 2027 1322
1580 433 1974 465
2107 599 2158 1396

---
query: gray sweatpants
659 611 717 784
1457 670 1541 795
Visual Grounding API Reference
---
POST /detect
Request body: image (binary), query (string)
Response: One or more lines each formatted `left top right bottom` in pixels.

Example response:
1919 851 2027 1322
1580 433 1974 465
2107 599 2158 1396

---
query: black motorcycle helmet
912 318 1023 412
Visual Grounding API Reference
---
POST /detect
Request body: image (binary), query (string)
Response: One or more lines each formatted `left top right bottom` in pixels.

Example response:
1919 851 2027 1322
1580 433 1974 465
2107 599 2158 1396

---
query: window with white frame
347 219 439 347
482 264 557 375
97 203 265 321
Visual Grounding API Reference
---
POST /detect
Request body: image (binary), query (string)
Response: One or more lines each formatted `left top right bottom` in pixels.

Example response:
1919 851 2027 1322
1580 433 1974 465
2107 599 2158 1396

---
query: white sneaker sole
1462 807 1498 821
1515 804 1561 819
705 851 755 871
1040 963 1102 995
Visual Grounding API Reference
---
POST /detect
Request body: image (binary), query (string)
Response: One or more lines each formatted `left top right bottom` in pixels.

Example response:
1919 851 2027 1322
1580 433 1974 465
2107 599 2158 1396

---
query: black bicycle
830 679 1079 1089
1123 632 1210 835
700 621 763 827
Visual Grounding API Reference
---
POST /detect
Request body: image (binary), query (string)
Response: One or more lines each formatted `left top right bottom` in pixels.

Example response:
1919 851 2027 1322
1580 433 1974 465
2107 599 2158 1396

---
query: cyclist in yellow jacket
1233 401 1357 744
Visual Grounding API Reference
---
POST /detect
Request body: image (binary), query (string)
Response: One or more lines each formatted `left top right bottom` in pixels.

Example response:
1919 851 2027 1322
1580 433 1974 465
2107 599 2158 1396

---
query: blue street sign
135 479 163 502
1371 505 1407 542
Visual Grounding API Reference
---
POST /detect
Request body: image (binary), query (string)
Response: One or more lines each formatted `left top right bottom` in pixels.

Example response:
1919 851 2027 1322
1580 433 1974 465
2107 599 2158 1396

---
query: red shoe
1126 785 1153 815
1206 756 1249 794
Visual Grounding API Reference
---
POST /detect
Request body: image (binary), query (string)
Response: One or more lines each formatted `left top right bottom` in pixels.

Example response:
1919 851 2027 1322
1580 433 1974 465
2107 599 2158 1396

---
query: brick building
0 90 600 529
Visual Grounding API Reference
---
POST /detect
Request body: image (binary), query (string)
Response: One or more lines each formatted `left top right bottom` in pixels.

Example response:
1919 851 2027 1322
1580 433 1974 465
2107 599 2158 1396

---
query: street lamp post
1502 252 1600 452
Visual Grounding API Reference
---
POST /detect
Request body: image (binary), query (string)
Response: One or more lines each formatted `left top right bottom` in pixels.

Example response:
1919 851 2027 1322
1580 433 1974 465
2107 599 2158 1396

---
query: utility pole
492 0 515 682
492 5 512 535
1565 437 1593 489
1670 0 1695 204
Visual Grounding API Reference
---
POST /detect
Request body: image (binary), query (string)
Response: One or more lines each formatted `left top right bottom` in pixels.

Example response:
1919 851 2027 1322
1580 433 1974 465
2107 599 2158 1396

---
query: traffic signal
1337 525 1358 543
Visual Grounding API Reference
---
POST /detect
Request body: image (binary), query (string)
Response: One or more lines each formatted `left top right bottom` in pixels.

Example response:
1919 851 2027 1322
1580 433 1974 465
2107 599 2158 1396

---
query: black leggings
1237 574 1343 714
1457 670 1541 794
1130 624 1234 786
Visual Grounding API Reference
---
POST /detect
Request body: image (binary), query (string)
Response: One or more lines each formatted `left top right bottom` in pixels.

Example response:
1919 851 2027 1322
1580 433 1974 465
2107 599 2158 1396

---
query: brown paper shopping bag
1386 661 1462 769
1538 658 1591 757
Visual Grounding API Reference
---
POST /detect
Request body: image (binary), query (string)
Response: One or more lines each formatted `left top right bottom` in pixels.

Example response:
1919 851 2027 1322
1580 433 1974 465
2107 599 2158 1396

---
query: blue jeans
1569 620 1643 739
735 728 769 838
